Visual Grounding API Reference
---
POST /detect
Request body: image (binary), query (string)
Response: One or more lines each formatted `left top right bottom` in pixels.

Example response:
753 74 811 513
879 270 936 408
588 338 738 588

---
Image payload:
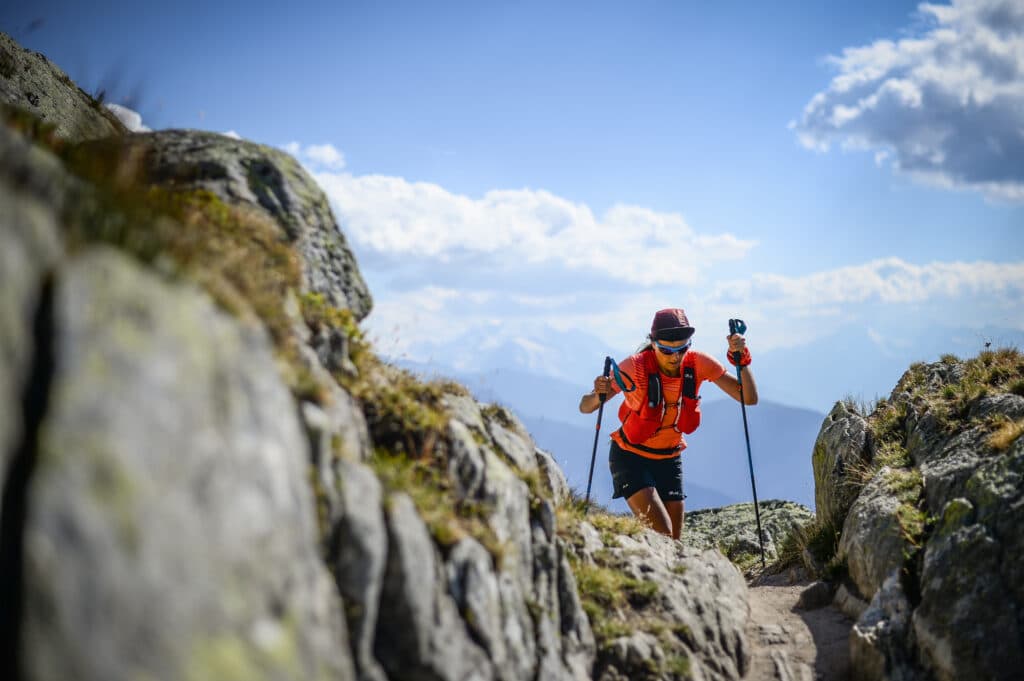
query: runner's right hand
593 376 612 395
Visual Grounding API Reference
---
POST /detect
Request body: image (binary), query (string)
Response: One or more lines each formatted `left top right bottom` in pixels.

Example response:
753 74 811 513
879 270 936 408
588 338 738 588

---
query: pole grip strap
608 356 637 394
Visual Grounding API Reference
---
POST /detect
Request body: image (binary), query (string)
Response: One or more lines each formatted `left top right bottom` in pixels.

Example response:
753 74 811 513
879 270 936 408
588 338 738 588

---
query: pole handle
729 318 747 369
600 356 612 403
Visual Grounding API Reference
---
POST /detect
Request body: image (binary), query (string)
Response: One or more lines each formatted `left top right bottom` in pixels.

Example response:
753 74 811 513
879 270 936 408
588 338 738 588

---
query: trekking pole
584 356 613 512
730 319 765 569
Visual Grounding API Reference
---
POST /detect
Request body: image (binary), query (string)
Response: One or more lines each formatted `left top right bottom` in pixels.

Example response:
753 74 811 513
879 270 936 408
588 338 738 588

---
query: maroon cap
651 308 695 341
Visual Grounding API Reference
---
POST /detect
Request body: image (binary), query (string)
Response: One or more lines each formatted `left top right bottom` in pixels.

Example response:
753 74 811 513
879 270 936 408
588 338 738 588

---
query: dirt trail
743 574 855 681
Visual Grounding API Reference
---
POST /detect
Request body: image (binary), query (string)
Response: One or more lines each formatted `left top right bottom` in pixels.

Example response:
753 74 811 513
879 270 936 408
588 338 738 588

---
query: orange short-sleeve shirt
608 349 726 458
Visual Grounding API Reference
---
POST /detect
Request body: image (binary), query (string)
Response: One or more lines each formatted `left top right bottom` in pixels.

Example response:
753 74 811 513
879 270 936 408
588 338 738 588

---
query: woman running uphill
579 308 758 539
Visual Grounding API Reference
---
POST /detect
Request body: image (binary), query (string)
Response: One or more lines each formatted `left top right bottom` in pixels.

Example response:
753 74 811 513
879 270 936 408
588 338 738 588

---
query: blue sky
4 0 1023 413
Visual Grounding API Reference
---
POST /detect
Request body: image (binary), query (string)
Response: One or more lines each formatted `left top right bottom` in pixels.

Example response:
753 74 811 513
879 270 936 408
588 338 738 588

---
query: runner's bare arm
579 376 613 413
713 370 759 405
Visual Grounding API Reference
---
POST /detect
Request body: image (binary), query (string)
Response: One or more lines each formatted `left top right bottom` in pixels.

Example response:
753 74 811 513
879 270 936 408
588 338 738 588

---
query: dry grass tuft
988 417 1024 452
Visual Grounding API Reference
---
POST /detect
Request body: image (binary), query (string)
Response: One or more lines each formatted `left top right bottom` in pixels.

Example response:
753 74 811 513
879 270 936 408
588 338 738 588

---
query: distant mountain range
755 322 1024 412
398 359 826 512
520 399 824 513
392 321 1023 415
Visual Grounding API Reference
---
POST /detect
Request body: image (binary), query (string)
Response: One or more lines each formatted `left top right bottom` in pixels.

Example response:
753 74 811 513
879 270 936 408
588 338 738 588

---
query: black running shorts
608 440 685 502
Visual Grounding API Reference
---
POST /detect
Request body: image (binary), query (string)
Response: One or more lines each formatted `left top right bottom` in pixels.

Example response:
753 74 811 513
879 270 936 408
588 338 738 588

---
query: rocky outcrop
812 401 872 533
0 31 125 143
912 430 1024 681
817 357 1024 681
849 573 915 681
82 129 373 321
21 248 354 681
836 468 916 600
685 500 814 569
0 124 66 507
591 533 750 681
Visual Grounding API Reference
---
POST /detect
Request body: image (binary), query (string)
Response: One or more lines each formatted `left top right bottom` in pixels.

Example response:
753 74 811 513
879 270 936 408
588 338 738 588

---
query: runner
579 308 758 538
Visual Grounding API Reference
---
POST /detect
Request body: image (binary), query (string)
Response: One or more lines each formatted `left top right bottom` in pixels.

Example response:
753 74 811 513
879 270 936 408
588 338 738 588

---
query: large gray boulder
21 248 354 681
91 128 372 320
0 31 125 142
590 530 751 681
443 403 593 681
850 572 919 681
446 536 539 681
912 441 1024 681
375 493 493 681
839 357 1024 681
0 124 65 498
914 393 1024 514
483 405 540 475
837 468 915 600
328 459 389 681
813 401 873 532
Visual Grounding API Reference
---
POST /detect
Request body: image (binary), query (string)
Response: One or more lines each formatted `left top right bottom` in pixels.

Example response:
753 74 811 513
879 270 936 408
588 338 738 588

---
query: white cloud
281 141 346 170
361 255 1024 370
310 171 756 286
285 139 1022 373
793 0 1024 201
105 103 151 132
220 130 242 140
696 257 1024 351
304 143 346 169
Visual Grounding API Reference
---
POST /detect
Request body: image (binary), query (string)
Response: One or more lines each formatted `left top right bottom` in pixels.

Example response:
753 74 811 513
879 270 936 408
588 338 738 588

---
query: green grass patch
664 652 691 678
882 468 927 549
918 347 1022 433
29 132 336 408
883 468 922 503
573 562 659 611
554 492 642 539
592 512 647 539
771 518 842 579
347 359 451 457
369 448 505 561
1008 378 1024 397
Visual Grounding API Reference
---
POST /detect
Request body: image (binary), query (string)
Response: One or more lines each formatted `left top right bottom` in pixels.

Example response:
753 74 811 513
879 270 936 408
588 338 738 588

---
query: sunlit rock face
0 31 125 143
829 357 1024 681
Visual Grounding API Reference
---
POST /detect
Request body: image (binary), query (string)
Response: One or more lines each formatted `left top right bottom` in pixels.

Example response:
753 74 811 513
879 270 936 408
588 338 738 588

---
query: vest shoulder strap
682 366 696 399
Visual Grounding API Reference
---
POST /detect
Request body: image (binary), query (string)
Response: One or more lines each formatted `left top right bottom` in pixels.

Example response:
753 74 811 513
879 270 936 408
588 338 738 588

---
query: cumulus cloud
708 257 1024 307
304 143 346 169
793 0 1024 200
363 255 1024 365
285 139 1021 367
697 257 1024 351
282 141 346 170
310 171 756 286
105 103 151 132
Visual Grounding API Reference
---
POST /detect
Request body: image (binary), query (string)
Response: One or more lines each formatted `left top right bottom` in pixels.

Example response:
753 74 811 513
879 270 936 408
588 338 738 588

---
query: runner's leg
626 487 672 537
665 500 684 540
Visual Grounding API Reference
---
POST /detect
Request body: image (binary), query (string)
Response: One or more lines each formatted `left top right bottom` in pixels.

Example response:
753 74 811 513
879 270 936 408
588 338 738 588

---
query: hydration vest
616 348 701 454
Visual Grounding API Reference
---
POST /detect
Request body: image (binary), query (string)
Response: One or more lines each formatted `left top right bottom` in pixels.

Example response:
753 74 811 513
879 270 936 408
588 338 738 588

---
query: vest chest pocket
678 395 701 434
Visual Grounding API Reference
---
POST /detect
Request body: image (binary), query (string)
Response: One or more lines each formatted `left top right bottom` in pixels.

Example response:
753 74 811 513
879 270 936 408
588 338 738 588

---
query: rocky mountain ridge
2 32 1022 681
0 32 752 681
809 354 1024 680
